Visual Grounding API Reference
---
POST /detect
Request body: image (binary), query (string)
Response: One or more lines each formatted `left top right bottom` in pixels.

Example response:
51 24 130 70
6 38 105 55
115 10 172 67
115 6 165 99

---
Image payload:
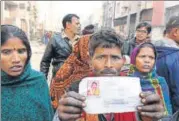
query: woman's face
1 37 28 76
135 47 155 73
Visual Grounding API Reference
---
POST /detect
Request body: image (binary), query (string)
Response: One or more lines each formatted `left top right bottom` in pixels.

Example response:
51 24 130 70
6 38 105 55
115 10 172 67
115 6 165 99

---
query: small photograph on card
87 80 100 96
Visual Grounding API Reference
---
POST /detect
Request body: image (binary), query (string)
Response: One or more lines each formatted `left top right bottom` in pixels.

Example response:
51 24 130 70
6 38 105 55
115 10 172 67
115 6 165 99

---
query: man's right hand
57 91 86 121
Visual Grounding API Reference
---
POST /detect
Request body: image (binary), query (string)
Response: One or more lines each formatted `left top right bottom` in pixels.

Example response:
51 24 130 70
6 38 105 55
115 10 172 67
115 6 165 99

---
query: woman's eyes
149 56 155 60
1 50 12 55
18 49 27 54
1 49 27 55
138 55 154 59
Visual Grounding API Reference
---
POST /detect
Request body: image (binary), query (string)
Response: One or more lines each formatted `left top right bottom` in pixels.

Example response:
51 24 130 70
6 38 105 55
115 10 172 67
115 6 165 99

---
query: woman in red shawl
50 25 95 109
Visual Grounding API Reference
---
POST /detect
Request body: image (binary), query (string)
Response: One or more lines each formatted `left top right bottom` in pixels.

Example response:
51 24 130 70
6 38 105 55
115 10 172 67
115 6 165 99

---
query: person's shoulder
77 35 91 47
28 69 50 90
128 37 136 44
79 35 91 42
156 46 179 59
153 39 166 46
51 32 63 41
29 69 46 81
157 76 167 83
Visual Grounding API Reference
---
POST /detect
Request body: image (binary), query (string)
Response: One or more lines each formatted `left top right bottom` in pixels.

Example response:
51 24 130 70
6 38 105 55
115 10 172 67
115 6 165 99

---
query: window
19 3 25 9
4 2 9 10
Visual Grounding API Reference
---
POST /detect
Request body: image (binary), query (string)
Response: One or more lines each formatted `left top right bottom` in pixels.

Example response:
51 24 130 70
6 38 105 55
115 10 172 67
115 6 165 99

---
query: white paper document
79 76 142 114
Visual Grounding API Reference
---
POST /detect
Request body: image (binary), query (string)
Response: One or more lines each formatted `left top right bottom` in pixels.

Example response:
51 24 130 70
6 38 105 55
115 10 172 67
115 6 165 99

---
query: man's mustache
99 68 118 75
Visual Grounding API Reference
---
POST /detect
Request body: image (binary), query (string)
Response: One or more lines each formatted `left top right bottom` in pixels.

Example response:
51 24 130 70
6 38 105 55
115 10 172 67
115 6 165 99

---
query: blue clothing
1 63 54 121
156 46 179 113
128 65 173 116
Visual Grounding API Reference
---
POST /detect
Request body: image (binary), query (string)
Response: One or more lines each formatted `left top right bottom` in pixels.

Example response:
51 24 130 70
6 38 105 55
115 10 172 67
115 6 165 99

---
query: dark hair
136 22 152 34
92 82 97 86
62 14 79 29
1 25 32 64
137 43 156 59
89 28 124 57
82 24 95 35
166 15 179 33
163 29 167 36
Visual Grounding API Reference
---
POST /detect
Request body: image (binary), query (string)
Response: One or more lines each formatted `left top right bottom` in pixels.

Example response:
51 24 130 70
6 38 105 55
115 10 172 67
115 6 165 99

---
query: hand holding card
79 77 142 114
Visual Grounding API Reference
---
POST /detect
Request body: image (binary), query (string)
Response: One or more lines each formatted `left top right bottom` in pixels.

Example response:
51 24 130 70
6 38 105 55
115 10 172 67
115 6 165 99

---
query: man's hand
137 91 165 121
57 91 86 121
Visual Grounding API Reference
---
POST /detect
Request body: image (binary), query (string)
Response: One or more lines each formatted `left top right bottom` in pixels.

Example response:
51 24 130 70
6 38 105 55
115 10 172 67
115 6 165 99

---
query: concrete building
113 1 153 39
111 1 179 41
37 1 61 32
102 1 115 28
83 7 103 30
2 1 29 35
1 1 39 40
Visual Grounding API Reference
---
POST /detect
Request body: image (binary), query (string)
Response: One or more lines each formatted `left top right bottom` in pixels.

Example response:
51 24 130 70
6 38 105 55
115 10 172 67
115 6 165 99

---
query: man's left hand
137 91 165 120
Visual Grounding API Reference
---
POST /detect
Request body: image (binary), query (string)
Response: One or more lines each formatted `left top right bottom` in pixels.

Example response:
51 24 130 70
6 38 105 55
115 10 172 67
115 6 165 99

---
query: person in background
40 14 81 79
122 22 152 56
50 24 95 109
53 29 166 121
128 42 172 120
42 31 49 45
82 24 95 35
154 15 179 113
1 25 54 121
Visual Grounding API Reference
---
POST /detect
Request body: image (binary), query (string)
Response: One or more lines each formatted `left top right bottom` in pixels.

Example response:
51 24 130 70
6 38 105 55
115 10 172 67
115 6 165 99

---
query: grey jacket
122 38 137 56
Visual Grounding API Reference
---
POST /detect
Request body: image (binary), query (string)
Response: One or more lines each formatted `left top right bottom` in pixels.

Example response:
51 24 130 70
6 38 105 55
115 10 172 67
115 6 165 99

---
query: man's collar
62 31 80 41
164 37 179 48
73 34 80 41
61 31 68 39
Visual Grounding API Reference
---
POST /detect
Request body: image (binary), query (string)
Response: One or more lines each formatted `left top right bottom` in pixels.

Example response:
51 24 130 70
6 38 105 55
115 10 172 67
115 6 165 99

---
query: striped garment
128 64 173 116
128 42 173 116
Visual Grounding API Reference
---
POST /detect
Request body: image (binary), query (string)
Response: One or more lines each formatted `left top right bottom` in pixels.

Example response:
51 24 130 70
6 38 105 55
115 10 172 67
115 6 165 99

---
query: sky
37 1 103 27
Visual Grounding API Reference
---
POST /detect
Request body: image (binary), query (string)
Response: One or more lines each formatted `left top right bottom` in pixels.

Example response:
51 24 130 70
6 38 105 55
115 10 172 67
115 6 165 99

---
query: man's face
172 27 179 44
136 27 149 42
91 46 125 76
67 16 81 35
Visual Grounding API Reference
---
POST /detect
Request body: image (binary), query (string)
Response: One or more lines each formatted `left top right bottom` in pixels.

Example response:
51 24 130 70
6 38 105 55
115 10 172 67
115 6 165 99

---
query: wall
165 5 179 24
151 26 165 42
151 1 165 26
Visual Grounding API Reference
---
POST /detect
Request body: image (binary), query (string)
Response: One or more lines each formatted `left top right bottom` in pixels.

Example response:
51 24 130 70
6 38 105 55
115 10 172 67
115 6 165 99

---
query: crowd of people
1 13 179 121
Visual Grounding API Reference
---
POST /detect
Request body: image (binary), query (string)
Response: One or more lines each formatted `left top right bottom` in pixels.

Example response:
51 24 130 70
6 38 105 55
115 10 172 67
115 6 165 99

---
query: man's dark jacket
40 33 72 79
122 38 136 56
156 46 179 113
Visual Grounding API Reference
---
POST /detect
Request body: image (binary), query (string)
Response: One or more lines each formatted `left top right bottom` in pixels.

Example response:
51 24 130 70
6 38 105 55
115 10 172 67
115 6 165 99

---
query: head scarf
128 42 173 115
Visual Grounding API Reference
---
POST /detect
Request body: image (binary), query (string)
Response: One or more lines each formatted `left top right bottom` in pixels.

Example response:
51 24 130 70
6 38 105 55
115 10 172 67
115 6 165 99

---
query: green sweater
1 63 54 121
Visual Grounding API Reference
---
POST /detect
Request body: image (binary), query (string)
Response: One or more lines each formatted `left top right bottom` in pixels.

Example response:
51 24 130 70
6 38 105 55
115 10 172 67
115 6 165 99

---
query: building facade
102 1 179 41
1 1 39 40
102 1 115 28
